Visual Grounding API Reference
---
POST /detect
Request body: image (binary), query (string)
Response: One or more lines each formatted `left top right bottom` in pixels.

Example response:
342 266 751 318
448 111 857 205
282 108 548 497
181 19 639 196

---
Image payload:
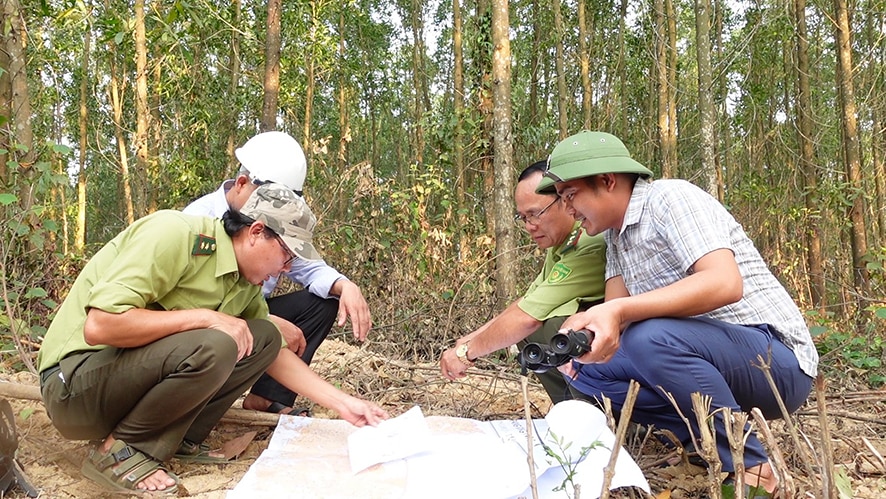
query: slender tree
1 0 36 210
134 0 151 214
491 0 517 305
226 0 242 177
578 0 592 129
552 0 568 139
261 0 282 132
76 17 91 252
695 0 718 196
794 0 825 308
833 0 870 302
453 0 467 232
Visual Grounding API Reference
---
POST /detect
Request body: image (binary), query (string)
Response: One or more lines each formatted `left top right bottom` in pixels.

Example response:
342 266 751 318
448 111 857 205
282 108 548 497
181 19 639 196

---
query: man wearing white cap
185 131 371 417
39 183 387 494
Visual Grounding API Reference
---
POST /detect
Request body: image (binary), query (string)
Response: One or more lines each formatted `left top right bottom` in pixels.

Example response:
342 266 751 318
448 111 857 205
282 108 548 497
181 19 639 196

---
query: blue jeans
568 316 813 471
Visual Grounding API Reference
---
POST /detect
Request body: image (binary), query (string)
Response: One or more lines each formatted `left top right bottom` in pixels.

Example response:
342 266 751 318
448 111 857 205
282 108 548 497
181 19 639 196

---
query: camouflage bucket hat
536 131 654 194
240 183 321 261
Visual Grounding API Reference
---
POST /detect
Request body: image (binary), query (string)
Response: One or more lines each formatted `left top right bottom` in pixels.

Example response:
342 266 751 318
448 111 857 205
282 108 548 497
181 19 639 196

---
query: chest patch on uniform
547 262 573 283
192 234 217 256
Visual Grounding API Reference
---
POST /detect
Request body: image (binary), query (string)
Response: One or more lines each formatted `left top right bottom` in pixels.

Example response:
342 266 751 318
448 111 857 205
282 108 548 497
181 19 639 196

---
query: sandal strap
89 441 165 484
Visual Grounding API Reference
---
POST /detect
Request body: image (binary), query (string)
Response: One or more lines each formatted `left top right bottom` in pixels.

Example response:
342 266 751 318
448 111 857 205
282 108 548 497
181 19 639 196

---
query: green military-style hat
536 131 654 194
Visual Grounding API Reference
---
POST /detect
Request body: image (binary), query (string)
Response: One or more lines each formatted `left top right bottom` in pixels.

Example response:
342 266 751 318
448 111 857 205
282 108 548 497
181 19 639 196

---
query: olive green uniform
39 210 280 461
516 222 606 403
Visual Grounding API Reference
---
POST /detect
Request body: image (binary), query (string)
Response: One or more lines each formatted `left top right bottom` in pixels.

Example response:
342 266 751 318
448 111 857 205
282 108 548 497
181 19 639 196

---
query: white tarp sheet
227 400 649 499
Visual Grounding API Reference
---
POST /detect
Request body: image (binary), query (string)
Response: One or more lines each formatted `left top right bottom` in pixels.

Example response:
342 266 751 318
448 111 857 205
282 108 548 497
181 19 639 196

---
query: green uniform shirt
38 210 269 372
517 223 606 321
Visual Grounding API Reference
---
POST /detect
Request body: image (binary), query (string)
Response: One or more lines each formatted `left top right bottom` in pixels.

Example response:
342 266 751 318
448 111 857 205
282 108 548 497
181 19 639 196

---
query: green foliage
543 430 605 498
0 142 72 373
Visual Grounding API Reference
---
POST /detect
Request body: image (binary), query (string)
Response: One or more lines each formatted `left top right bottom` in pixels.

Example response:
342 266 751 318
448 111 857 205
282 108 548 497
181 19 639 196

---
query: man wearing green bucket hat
541 131 817 495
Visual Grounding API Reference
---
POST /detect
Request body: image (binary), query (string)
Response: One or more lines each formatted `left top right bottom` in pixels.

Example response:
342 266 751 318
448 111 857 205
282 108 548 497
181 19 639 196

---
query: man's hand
332 279 372 341
204 311 254 361
560 301 624 364
439 346 470 381
336 395 389 427
269 314 307 356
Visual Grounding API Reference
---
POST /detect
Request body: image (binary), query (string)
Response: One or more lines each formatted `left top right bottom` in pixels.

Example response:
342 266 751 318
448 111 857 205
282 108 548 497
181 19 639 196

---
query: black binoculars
519 329 594 373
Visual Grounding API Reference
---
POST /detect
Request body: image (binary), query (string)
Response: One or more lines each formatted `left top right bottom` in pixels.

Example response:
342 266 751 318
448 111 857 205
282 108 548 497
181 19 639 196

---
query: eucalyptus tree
832 0 870 303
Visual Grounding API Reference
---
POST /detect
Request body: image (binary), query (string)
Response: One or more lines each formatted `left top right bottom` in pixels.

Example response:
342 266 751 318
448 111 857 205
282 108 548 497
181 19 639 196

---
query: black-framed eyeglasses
275 235 297 267
514 196 560 228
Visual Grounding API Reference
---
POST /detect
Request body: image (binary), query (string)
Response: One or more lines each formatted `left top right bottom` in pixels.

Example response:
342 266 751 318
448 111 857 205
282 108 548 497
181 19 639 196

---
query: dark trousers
249 290 338 407
569 316 813 472
40 319 280 461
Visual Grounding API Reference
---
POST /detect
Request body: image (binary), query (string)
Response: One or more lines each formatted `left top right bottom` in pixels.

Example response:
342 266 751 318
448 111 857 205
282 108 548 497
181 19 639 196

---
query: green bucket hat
536 131 653 194
240 183 321 261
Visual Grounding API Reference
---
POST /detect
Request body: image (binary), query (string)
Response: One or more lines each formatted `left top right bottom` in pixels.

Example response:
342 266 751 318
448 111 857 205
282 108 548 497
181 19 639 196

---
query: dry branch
0 380 282 427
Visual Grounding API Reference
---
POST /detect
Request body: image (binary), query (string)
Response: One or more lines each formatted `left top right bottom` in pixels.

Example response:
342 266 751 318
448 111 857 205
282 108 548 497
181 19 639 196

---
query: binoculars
520 329 594 373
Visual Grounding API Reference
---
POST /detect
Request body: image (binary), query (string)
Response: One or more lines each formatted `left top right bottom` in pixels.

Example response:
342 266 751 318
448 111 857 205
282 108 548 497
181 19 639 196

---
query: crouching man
38 183 387 494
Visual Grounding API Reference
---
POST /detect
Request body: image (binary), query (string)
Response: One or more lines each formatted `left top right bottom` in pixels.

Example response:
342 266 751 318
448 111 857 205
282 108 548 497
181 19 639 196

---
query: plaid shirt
605 178 818 376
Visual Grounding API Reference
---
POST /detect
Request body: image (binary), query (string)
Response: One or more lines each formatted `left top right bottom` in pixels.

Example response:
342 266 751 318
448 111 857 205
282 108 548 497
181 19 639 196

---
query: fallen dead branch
0 380 282 427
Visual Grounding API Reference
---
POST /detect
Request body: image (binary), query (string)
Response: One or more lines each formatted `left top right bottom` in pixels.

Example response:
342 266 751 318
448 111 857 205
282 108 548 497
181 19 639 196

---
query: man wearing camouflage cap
541 131 817 495
38 183 387 494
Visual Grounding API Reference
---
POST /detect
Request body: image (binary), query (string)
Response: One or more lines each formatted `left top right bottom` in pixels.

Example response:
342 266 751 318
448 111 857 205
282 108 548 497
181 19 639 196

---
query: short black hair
222 210 277 239
518 161 548 182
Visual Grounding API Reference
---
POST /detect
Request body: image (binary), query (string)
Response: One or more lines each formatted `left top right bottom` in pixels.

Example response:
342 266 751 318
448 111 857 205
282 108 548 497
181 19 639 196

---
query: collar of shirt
620 177 651 235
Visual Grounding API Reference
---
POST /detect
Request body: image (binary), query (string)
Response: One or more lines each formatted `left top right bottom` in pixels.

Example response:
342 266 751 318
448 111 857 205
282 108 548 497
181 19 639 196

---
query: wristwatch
455 342 475 367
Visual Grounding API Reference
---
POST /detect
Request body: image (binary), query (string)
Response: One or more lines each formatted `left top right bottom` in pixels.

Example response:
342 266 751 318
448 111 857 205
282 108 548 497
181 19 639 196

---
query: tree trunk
475 0 494 233
338 10 350 171
665 0 677 175
868 11 885 246
410 0 426 165
833 0 870 303
578 0 592 130
261 0 282 132
794 0 825 309
528 0 540 125
694 0 717 196
226 0 242 177
134 0 151 215
304 2 316 166
491 0 517 306
109 54 135 225
552 0 568 139
2 0 36 211
453 0 467 235
616 0 628 133
653 0 676 178
76 23 90 253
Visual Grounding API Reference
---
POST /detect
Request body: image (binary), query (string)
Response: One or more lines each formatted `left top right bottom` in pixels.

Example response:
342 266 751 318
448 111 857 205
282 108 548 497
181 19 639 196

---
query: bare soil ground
3 338 886 498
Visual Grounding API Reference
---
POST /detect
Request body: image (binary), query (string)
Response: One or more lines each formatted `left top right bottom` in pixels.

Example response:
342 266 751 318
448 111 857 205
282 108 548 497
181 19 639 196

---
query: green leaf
18 408 34 421
834 465 853 499
51 143 73 154
875 307 886 320
809 325 829 337
24 287 48 299
0 193 17 205
114 31 125 44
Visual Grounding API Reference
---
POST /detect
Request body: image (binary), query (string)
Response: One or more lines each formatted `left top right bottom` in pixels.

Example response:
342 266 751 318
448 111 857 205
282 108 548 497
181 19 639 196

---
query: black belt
40 365 61 388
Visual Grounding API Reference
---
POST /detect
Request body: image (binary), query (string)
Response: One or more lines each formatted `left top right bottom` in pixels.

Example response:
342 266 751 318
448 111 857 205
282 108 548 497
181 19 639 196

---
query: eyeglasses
514 197 560 228
275 235 297 267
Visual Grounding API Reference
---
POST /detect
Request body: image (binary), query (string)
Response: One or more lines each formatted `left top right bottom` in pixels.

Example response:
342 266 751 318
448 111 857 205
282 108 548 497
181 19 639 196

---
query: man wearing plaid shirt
537 131 817 496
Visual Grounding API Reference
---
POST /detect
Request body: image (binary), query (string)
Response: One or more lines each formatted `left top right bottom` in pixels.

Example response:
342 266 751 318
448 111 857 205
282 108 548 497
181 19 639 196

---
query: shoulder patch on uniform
192 234 217 256
547 262 573 283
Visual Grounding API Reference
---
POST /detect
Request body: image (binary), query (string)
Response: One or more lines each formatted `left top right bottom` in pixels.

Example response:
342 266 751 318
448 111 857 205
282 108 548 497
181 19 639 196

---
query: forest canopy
1 0 884 378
